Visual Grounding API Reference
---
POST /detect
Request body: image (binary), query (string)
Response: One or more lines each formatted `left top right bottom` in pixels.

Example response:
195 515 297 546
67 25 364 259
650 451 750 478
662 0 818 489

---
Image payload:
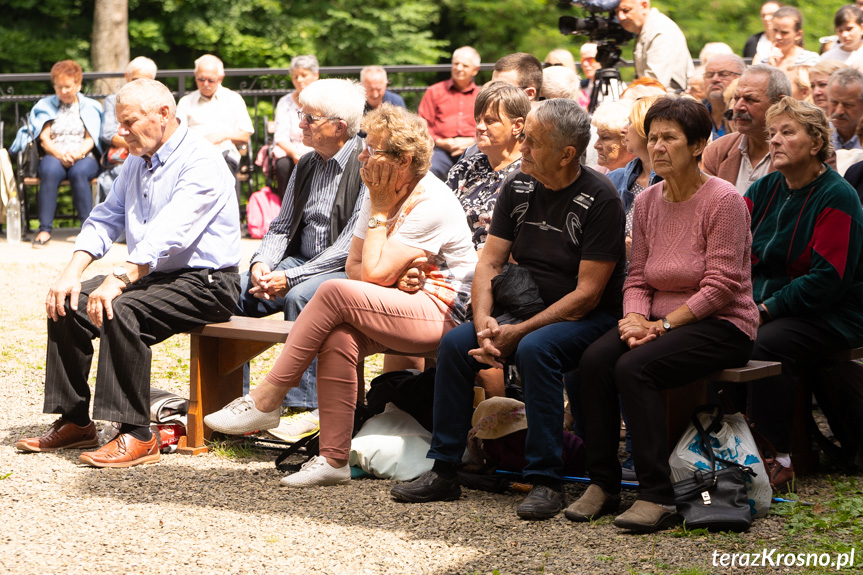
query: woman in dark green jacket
740 97 863 490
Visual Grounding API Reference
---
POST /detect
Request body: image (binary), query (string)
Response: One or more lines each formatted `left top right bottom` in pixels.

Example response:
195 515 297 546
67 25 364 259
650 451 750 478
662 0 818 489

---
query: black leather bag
671 406 755 532
20 140 40 179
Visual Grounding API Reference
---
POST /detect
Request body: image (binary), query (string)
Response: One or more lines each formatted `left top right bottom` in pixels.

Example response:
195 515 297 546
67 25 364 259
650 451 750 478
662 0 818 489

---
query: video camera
558 0 633 69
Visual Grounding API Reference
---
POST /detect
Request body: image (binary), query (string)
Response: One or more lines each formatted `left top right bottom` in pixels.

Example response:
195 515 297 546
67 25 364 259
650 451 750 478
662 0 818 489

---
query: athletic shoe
279 455 350 488
204 394 281 435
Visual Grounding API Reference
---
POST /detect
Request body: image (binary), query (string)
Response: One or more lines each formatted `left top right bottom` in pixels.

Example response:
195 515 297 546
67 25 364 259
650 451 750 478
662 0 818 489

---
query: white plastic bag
669 408 772 519
349 403 434 480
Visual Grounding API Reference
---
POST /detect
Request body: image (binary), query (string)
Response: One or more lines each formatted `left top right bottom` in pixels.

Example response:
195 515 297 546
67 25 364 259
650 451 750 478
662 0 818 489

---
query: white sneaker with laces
203 394 281 435
268 409 320 443
279 455 351 488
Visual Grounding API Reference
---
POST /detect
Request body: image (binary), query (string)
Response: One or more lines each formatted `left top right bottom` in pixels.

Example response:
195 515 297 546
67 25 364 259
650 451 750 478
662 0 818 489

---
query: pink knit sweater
623 177 760 340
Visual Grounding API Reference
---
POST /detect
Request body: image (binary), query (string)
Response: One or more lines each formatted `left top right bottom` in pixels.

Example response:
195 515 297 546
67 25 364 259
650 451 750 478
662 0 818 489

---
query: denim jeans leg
517 311 617 482
281 270 348 409
427 322 488 464
237 256 307 395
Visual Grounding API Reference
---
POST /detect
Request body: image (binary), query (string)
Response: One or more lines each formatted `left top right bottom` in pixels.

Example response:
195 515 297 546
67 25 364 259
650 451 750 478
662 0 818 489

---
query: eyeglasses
364 143 398 158
704 70 742 80
195 77 220 84
297 110 339 124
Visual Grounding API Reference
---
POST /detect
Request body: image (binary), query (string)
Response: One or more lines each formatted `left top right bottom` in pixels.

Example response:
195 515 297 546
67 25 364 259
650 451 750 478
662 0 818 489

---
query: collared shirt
175 85 254 163
832 130 863 151
735 135 772 195
705 101 727 141
75 122 241 273
417 79 478 140
252 134 366 289
633 8 694 92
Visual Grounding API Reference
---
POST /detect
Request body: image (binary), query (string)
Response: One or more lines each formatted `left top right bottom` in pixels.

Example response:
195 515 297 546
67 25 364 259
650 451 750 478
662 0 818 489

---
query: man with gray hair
16 79 242 468
703 65 792 194
392 99 626 521
702 53 745 140
234 78 368 440
360 66 406 113
828 68 863 152
418 46 481 179
176 54 254 184
98 56 159 205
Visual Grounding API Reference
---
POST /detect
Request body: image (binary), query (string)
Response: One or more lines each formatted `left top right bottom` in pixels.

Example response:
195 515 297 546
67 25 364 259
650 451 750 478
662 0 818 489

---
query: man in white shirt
616 0 694 92
176 54 254 185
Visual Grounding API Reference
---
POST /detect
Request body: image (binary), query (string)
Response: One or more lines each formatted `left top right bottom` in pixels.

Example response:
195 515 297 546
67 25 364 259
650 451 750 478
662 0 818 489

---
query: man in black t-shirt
392 99 626 520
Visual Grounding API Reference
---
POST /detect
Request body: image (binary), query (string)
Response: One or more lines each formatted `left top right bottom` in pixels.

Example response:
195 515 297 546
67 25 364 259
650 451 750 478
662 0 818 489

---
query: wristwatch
368 217 386 229
661 317 673 332
113 266 132 287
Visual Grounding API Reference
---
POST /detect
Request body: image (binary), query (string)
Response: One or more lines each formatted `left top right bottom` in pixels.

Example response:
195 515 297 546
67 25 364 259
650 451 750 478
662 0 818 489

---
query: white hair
360 66 388 83
194 54 224 76
453 46 481 67
290 55 319 74
116 78 176 116
299 78 366 138
545 49 576 72
699 42 734 66
591 99 634 132
541 66 581 100
126 56 157 79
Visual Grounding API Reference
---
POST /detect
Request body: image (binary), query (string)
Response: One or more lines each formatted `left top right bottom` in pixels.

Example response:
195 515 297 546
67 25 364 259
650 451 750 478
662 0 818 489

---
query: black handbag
20 140 40 179
671 405 755 532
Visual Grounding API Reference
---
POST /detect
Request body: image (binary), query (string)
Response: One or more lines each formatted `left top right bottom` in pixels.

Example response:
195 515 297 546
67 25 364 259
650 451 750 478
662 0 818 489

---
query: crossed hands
46 271 125 329
618 312 664 349
248 262 288 300
468 316 524 368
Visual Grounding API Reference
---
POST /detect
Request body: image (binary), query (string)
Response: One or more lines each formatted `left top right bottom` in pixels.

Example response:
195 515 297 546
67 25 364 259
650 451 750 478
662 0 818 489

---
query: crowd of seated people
15 11 863 538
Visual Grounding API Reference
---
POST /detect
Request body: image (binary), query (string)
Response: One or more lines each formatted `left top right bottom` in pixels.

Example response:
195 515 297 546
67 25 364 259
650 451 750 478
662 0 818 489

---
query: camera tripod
588 67 625 113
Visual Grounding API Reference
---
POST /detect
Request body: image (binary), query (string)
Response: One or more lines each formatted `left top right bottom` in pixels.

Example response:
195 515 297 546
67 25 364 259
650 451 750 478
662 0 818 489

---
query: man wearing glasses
702 54 745 141
234 79 367 441
175 54 254 187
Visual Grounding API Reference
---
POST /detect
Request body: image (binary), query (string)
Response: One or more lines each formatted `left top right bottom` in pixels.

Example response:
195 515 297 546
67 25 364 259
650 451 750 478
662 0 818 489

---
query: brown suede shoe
565 484 621 522
764 458 795 491
79 433 160 468
614 500 680 533
15 419 99 452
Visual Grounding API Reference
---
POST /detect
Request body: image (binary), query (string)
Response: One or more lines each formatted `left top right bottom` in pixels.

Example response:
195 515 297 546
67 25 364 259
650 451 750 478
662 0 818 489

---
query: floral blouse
446 152 521 250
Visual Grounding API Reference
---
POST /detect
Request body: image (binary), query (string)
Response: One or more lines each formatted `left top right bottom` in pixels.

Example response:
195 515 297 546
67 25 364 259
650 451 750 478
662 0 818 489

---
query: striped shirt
251 135 366 289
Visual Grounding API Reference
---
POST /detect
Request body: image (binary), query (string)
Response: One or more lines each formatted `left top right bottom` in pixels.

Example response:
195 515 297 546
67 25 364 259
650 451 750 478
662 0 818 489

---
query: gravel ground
1 231 861 575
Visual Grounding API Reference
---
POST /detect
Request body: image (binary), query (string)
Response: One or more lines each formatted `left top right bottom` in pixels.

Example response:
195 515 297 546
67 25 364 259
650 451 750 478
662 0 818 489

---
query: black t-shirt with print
488 167 626 314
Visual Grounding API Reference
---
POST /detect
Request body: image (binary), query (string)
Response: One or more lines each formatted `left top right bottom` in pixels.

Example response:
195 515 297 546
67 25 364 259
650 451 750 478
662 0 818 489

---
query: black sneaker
516 485 565 520
391 470 461 503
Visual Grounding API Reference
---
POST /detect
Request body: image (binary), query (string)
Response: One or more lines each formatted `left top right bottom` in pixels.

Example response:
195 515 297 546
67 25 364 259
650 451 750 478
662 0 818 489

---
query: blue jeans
236 255 347 409
430 147 456 181
427 310 617 482
37 154 99 233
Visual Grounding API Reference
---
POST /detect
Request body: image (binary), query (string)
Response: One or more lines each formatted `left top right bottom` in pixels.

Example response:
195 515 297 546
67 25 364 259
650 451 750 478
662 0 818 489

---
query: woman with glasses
206 104 478 488
15 60 102 247
272 55 319 198
446 81 529 252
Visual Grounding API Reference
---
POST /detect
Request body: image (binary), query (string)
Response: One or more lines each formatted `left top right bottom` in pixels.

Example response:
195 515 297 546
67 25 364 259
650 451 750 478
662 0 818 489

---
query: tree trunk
91 0 129 96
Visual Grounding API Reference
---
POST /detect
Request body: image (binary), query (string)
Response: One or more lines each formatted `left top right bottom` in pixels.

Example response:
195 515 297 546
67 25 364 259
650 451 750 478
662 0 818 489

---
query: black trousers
716 316 846 453
580 319 753 505
43 268 240 426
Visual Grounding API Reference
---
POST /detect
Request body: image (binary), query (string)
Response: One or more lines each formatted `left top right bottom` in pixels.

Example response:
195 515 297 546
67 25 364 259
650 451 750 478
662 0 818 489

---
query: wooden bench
20 177 99 228
660 360 782 450
177 316 435 455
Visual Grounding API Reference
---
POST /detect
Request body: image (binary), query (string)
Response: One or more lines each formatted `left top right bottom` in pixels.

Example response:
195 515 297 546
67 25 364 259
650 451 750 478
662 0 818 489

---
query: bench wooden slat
831 347 863 361
187 316 292 343
704 360 783 382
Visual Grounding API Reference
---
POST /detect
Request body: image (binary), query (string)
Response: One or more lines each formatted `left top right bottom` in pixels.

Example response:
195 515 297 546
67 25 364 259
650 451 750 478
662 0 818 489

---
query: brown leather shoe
764 457 795 491
15 419 99 452
79 432 160 468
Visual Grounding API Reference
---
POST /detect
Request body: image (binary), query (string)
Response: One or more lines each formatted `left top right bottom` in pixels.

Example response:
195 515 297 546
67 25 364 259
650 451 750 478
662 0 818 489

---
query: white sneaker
279 455 350 488
203 394 281 435
267 409 320 443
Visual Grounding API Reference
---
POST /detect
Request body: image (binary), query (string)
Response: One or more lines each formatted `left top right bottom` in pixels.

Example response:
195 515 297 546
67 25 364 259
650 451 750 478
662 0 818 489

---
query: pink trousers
264 279 457 459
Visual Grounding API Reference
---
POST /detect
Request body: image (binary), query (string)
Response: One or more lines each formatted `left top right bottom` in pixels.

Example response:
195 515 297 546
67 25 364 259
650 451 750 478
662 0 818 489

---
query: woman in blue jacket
17 60 103 247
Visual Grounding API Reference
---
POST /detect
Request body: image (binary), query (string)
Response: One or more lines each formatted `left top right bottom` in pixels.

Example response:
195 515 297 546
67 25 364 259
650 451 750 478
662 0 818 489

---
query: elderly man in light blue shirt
15 79 242 469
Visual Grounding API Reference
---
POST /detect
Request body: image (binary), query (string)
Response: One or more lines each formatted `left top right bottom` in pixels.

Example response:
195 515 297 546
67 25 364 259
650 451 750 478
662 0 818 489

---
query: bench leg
179 334 277 455
660 380 708 449
790 376 819 475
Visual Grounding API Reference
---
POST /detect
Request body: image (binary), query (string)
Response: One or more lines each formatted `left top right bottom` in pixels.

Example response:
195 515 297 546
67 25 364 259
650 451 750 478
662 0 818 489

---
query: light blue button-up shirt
75 121 241 273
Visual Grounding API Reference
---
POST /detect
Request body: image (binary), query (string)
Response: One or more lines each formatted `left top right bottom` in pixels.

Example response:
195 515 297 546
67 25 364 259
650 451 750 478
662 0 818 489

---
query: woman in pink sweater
568 97 760 533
